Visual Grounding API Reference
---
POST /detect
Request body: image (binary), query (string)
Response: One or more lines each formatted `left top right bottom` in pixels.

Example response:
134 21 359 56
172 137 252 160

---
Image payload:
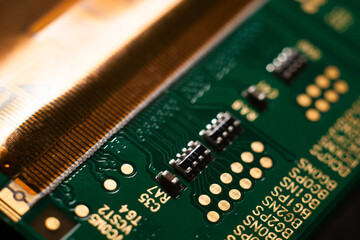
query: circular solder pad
220 173 233 184
250 167 263 179
75 204 90 218
241 152 254 163
198 195 211 206
315 99 330 112
121 163 134 175
44 217 61 231
324 90 339 103
333 80 348 94
218 200 231 211
209 184 222 195
231 162 243 174
104 179 118 191
324 66 340 79
251 141 265 153
306 108 321 122
296 94 312 108
301 2 318 14
207 211 220 223
315 75 331 89
260 157 273 169
239 178 252 190
229 189 242 200
306 84 322 98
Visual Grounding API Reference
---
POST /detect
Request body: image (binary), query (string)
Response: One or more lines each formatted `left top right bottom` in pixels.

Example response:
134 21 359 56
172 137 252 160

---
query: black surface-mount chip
155 170 183 197
242 85 269 112
169 141 213 181
266 47 307 83
200 112 241 151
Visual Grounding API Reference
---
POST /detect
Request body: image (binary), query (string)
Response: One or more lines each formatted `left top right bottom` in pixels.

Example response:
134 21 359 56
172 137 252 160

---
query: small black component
200 112 241 151
30 204 77 240
242 85 268 112
169 141 213 181
155 170 183 197
266 47 307 83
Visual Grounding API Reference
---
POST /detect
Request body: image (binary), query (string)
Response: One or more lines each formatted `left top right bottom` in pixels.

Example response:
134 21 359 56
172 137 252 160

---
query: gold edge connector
0 181 37 222
0 0 267 221
0 199 21 222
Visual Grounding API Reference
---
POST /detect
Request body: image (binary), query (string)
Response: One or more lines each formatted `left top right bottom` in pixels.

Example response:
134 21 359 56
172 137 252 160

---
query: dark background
309 181 360 240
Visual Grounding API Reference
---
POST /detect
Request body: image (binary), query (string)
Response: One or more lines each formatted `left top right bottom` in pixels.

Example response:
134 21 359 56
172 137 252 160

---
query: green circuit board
1 0 360 239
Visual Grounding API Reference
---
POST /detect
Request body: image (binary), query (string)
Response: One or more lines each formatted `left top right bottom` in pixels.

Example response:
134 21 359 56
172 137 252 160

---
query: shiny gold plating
0 0 258 194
